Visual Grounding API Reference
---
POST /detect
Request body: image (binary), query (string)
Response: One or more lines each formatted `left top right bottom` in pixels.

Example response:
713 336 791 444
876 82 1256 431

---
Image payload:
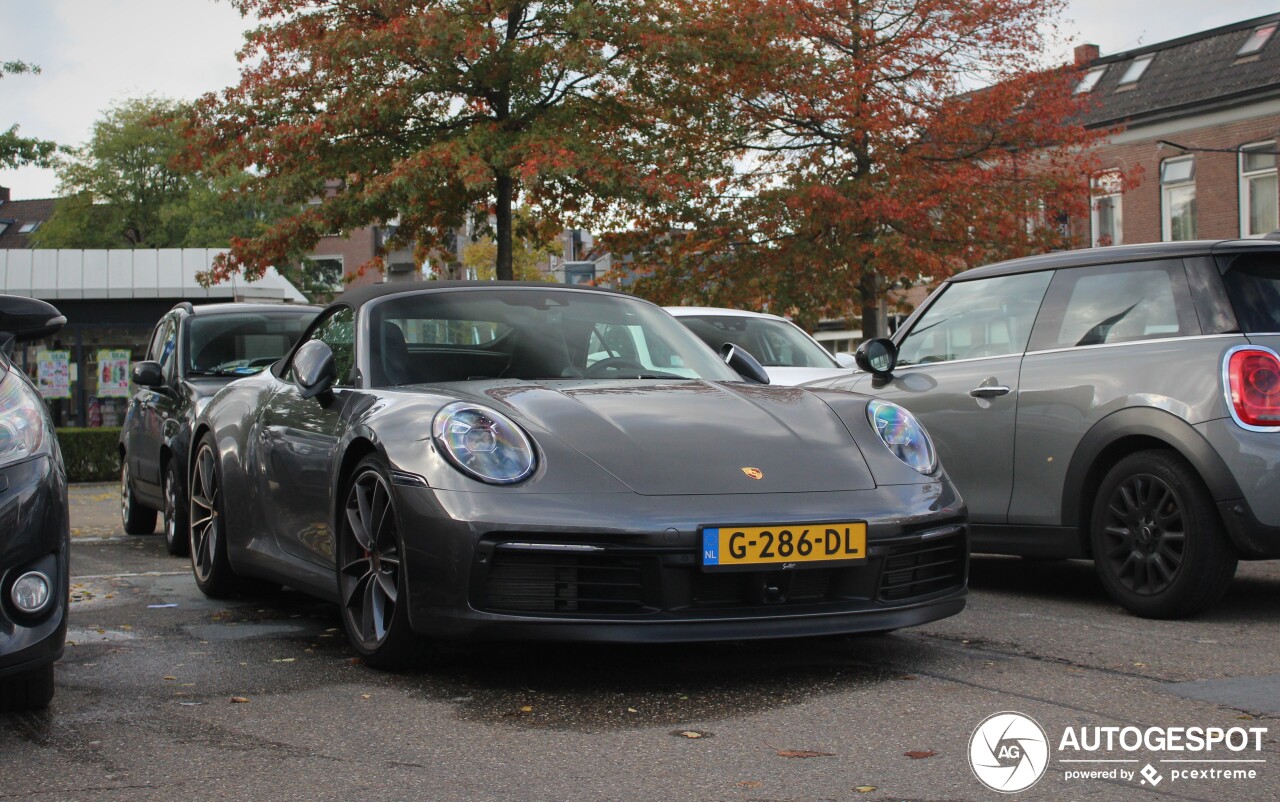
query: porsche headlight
866 399 937 475
432 402 536 484
0 372 50 469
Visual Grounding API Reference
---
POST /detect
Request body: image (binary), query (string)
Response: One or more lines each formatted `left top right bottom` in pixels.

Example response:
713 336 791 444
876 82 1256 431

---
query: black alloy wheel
163 459 189 556
1091 450 1237 619
188 435 242 598
120 462 157 535
337 458 426 668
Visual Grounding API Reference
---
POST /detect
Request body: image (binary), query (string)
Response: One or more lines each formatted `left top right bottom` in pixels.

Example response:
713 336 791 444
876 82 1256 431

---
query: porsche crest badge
741 467 764 480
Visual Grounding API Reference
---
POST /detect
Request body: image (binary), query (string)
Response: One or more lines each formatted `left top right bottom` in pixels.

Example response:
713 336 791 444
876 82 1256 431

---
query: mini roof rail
171 301 196 313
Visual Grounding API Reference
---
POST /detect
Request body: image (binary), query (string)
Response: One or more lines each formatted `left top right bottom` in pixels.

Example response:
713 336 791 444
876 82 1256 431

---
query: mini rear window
1221 254 1280 333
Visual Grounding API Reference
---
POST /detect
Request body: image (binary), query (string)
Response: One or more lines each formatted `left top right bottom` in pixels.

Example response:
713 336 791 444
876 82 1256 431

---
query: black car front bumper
396 482 968 642
0 456 69 677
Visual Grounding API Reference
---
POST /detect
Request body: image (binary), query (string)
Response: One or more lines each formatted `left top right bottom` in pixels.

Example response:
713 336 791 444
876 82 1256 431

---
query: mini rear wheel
1091 450 1236 619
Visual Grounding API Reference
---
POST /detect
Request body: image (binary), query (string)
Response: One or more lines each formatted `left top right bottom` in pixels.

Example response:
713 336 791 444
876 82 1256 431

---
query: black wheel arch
332 435 381 533
1063 407 1244 557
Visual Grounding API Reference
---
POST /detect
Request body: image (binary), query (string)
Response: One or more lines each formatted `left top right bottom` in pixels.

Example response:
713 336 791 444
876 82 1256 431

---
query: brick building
1074 12 1280 246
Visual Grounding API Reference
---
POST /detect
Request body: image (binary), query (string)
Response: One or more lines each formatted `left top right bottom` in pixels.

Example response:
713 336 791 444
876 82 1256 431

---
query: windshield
675 314 840 368
185 310 314 377
1221 253 1280 333
367 289 740 386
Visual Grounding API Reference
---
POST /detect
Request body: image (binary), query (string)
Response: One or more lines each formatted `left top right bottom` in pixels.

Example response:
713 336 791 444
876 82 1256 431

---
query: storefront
0 248 308 428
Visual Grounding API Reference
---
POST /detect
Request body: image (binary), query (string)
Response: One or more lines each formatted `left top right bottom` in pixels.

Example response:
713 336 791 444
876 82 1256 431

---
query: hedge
56 427 121 483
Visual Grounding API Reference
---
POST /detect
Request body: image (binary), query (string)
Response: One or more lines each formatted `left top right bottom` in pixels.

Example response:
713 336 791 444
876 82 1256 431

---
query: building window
1118 55 1154 86
308 256 345 292
17 221 40 234
1091 171 1123 247
1238 24 1276 56
1240 142 1278 238
1161 156 1196 241
1075 66 1107 94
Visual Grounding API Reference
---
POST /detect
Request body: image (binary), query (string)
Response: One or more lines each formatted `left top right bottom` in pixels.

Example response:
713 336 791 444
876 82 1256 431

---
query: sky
2 0 1278 199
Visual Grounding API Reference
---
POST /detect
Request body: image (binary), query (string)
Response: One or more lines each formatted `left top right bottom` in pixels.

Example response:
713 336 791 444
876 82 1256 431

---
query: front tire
120 462 157 535
1090 450 1237 619
0 663 55 712
337 458 427 669
188 435 247 599
163 459 189 556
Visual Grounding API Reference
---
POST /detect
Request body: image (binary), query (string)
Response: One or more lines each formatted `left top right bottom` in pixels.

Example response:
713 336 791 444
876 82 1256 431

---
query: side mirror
0 296 65 353
854 337 898 377
720 343 770 385
834 352 857 369
131 360 165 389
294 340 338 400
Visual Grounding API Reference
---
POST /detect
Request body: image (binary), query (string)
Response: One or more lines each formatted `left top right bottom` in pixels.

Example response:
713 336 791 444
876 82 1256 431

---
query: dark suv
813 239 1280 618
119 302 317 554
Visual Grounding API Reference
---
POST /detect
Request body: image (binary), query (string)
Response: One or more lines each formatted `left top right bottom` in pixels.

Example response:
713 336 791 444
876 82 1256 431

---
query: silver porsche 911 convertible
188 282 967 666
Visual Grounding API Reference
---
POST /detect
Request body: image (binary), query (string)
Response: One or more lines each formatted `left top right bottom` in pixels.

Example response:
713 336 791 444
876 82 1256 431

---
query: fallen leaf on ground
230 696 250 704
627 708 638 713
677 731 704 739
855 786 877 793
904 750 936 759
162 676 177 681
777 749 835 759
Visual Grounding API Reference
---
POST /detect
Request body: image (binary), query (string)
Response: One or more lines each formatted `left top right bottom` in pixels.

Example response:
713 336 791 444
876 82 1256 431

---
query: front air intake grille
876 530 966 602
483 551 650 614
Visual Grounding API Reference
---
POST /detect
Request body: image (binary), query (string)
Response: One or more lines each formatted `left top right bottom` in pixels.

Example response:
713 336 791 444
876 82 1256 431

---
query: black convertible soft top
332 280 629 313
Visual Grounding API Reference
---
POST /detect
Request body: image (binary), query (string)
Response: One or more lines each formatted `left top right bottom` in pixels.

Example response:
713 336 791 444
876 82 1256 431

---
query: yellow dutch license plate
700 523 867 571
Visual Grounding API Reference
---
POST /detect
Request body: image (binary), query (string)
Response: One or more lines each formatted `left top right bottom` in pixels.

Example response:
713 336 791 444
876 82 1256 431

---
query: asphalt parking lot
2 483 1278 801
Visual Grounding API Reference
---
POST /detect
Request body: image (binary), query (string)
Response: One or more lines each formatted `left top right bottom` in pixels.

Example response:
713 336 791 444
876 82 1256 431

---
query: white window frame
1239 141 1278 238
1074 66 1107 94
1118 55 1154 86
1161 156 1196 242
1090 171 1124 247
308 254 346 292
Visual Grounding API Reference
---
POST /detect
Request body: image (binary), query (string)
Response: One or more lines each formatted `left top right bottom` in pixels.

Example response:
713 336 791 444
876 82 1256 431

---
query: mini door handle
969 385 1011 398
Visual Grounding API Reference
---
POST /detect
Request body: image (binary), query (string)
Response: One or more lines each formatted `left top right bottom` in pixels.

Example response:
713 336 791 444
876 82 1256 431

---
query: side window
292 307 356 387
155 317 179 382
896 272 1053 366
1029 261 1199 350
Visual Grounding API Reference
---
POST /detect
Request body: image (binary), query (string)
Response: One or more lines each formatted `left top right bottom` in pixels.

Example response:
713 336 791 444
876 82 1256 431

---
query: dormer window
18 221 40 234
1238 23 1277 56
1075 66 1107 94
1118 55 1154 86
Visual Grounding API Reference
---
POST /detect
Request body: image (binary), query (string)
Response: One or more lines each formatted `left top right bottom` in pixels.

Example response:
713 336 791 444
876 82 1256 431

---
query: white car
666 307 855 385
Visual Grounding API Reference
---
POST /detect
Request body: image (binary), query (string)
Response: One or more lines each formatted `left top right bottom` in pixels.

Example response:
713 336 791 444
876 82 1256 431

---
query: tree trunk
858 267 878 344
495 172 514 281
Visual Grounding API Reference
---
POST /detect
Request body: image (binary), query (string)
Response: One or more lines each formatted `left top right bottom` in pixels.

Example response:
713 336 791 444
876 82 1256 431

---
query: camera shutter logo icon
968 711 1050 793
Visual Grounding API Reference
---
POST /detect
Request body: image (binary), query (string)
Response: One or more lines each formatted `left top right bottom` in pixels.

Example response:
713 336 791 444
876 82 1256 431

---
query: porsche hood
474 381 876 496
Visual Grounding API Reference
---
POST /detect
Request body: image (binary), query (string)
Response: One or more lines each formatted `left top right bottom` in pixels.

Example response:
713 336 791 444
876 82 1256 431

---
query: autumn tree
1 61 58 169
620 0 1110 335
35 97 283 249
191 0 767 285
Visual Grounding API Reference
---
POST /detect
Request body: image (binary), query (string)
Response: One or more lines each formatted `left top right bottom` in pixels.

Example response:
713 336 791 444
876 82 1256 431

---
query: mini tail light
1226 347 1280 429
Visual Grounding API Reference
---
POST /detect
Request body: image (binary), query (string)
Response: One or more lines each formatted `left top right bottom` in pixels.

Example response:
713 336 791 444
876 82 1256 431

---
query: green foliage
1 60 58 169
56 427 121 483
32 97 286 249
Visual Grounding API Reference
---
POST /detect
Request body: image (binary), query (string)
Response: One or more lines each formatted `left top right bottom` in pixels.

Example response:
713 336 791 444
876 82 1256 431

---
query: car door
130 314 179 503
254 306 357 567
1009 259 1204 527
867 270 1053 524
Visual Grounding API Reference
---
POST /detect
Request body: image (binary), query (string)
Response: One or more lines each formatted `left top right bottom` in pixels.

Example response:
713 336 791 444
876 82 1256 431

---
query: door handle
969 385 1011 398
